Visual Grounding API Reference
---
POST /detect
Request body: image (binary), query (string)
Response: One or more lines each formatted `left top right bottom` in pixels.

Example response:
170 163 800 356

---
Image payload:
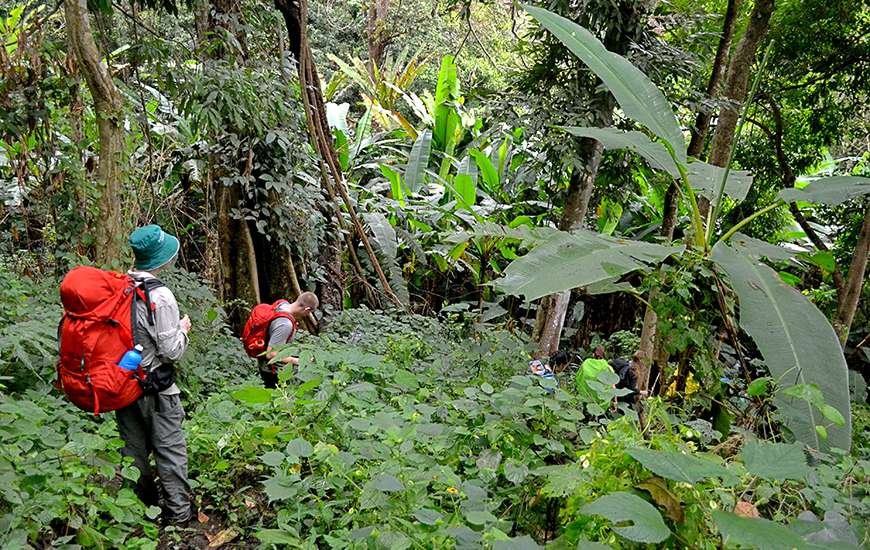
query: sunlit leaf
404 129 432 193
563 127 679 176
495 229 684 301
779 176 870 205
582 492 671 543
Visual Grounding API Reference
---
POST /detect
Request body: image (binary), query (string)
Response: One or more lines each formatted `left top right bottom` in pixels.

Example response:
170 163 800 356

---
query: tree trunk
662 0 742 238
703 0 775 218
687 0 743 158
835 206 870 345
366 0 390 76
216 178 261 327
533 138 605 358
64 0 125 266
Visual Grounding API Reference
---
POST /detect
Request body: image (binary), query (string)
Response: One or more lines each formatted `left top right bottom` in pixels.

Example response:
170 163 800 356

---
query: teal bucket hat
129 224 180 271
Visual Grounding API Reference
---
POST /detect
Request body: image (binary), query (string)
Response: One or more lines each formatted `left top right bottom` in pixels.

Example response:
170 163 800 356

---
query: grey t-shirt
259 316 297 372
129 270 189 395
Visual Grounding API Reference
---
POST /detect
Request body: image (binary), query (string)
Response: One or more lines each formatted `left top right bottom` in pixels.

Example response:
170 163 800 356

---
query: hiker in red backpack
118 224 193 524
242 293 319 388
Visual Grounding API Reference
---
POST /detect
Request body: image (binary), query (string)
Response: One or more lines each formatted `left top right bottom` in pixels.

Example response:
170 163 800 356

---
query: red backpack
57 266 157 415
241 300 296 358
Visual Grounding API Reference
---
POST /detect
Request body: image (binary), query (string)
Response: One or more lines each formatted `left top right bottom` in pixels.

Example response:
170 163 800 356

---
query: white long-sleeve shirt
128 270 189 395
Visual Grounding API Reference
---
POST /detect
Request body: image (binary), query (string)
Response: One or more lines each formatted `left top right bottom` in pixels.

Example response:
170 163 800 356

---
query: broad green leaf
687 161 753 203
434 55 461 182
495 229 684 301
747 377 772 397
731 233 795 262
262 474 298 502
492 536 540 550
778 176 870 206
711 242 851 451
232 386 273 404
581 492 671 543
820 404 845 427
525 5 685 162
255 529 302 545
333 129 349 172
713 511 813 550
370 474 403 492
260 451 285 467
453 174 477 208
470 149 500 193
503 459 530 484
596 197 623 236
563 127 679 177
380 164 405 206
740 441 808 481
405 129 432 193
626 447 730 484
364 212 410 305
464 510 497 525
285 438 313 458
801 251 836 273
413 508 443 526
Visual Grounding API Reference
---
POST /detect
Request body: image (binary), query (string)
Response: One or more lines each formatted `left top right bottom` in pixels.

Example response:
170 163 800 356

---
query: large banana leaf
711 242 851 451
364 213 410 306
494 229 684 301
687 161 753 204
778 176 870 205
563 127 679 177
433 56 460 153
563 128 753 203
526 5 685 163
404 130 431 193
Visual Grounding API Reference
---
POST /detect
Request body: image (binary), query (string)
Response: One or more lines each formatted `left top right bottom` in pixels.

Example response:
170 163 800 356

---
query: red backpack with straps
241 300 296 358
57 266 154 415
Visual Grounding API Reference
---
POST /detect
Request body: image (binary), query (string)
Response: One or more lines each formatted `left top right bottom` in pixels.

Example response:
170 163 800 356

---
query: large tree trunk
533 0 650 358
366 0 390 77
662 0 742 239
688 0 742 158
835 206 870 345
533 137 606 358
702 0 775 218
64 0 125 266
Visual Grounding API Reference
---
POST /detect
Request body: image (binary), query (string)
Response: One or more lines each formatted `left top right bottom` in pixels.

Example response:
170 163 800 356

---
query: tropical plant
483 5 870 452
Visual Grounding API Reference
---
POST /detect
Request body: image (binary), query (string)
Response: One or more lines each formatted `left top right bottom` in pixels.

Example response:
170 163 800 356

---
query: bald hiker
241 293 319 388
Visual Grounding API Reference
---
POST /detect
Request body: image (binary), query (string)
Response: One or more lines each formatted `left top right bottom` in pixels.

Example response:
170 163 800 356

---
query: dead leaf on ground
206 528 239 548
734 500 760 518
637 476 684 523
244 498 257 509
198 510 210 524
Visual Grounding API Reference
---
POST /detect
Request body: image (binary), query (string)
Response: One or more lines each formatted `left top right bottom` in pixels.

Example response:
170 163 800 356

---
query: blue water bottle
119 345 144 371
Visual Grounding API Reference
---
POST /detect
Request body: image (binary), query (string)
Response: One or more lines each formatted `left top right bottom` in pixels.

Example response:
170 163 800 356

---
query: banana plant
492 5 870 451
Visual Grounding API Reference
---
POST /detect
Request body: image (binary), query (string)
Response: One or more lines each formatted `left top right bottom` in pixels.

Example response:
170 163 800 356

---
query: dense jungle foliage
1 0 869 548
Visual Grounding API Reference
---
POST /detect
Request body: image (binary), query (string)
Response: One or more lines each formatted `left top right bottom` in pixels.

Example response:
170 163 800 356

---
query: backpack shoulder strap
131 276 165 326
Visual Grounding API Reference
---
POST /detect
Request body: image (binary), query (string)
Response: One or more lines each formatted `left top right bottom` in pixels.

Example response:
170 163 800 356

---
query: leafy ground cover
1 274 868 548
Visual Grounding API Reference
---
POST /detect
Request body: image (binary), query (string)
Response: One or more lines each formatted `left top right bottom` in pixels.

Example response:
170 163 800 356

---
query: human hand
180 314 191 334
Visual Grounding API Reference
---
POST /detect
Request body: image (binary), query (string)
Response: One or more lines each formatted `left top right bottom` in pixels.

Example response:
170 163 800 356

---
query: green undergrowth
1 271 868 548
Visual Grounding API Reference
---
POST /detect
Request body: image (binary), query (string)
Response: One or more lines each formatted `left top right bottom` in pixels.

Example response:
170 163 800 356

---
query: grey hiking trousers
115 393 192 522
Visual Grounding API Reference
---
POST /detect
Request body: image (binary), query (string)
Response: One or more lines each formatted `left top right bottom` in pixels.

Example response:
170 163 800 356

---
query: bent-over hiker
574 346 617 407
242 293 319 388
118 224 193 524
